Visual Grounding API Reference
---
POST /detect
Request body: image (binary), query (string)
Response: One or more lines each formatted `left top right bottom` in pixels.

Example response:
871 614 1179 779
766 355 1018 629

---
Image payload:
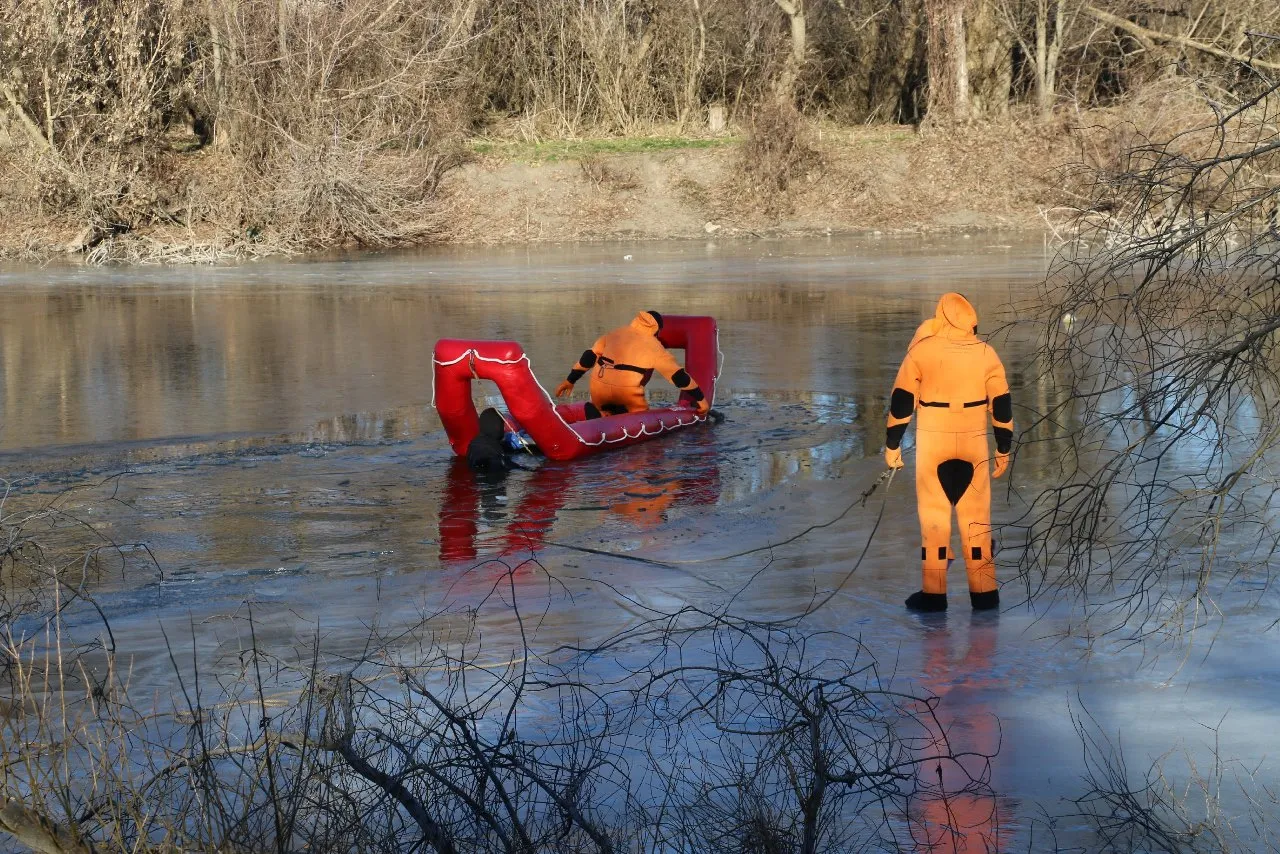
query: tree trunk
276 0 289 63
966 0 1012 117
874 0 929 124
1044 0 1063 115
924 0 970 123
1032 0 1065 116
774 0 807 100
679 0 707 130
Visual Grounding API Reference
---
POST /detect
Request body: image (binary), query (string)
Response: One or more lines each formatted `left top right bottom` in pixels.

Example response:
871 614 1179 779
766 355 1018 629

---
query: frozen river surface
1 237 1276 850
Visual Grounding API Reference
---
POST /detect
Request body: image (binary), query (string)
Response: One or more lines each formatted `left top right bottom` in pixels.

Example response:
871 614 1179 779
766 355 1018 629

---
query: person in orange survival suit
553 310 710 417
884 293 1013 612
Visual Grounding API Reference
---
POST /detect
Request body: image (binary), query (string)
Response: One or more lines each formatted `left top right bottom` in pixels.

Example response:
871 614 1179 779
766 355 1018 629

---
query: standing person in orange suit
884 293 1013 612
554 310 709 417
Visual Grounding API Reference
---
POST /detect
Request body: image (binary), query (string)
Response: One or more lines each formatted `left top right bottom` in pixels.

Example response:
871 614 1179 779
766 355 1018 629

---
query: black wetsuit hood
467 408 513 473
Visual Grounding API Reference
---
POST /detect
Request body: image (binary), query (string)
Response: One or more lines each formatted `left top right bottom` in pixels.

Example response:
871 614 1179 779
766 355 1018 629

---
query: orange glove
992 452 1010 479
885 447 904 469
554 380 574 398
695 398 710 414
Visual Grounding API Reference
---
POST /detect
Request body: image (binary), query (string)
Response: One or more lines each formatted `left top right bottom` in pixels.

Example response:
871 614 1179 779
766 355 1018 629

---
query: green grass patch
468 136 738 162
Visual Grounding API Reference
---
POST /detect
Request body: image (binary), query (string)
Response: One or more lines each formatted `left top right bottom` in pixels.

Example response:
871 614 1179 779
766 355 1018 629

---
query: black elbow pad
890 388 915 419
671 369 693 389
993 426 1012 453
578 349 598 369
886 423 908 450
992 393 1012 424
685 386 705 402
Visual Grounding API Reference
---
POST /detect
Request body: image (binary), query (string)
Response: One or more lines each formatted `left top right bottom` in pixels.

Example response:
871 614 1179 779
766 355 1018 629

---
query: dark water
2 236 1276 850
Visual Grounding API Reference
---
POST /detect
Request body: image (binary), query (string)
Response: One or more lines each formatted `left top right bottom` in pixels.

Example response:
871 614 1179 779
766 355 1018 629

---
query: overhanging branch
1085 7 1280 72
0 84 51 150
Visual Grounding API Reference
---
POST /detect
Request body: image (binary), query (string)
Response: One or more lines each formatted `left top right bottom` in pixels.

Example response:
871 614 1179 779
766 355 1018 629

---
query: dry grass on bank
439 108 1085 245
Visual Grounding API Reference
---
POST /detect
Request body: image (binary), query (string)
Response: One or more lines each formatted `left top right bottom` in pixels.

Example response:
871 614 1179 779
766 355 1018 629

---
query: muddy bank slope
0 121 1070 262
440 123 1066 244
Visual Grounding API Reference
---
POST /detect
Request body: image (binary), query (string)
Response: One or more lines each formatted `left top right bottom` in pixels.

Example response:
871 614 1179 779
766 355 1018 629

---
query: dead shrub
1045 76 1280 236
1016 70 1280 644
579 154 641 191
0 0 477 260
732 98 822 216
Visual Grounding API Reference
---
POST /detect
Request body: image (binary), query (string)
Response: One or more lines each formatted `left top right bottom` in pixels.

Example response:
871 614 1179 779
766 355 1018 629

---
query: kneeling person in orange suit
554 310 709 417
884 293 1013 612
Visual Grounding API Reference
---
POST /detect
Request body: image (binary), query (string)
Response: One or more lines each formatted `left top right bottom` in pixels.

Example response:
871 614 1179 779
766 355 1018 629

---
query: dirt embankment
441 122 1070 244
0 120 1075 262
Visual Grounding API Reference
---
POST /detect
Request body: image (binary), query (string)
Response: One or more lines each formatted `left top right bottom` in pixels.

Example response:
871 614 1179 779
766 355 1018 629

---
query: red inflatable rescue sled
433 315 719 461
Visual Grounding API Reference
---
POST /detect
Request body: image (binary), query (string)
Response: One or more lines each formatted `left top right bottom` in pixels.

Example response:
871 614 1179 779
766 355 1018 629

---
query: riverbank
440 119 1072 243
0 118 1076 264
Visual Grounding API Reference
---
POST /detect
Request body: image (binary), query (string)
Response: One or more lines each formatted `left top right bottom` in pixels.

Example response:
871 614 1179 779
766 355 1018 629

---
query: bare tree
1012 62 1280 641
773 0 808 98
924 0 971 122
998 0 1077 116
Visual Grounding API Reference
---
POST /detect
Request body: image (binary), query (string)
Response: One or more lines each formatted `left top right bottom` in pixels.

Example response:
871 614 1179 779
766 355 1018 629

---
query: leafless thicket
731 98 823 214
2 1 1279 258
1061 703 1280 852
1010 61 1280 641
0 0 479 258
0 490 988 853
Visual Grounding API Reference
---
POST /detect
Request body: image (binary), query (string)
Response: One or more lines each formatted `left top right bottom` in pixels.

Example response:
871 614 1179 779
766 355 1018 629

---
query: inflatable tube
433 315 719 462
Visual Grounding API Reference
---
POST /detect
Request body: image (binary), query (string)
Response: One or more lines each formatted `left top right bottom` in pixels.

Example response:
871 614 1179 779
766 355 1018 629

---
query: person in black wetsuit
467 408 518 474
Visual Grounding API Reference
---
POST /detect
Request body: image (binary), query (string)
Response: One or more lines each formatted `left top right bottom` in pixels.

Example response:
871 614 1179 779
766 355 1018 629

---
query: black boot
905 591 948 612
970 589 1000 611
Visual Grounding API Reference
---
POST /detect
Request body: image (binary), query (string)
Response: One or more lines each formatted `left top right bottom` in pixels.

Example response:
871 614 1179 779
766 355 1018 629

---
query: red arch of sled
433 315 719 461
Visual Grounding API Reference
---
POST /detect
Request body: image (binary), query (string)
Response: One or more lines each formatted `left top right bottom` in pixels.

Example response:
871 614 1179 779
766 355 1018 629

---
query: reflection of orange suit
561 311 704 414
912 620 1006 852
886 294 1013 607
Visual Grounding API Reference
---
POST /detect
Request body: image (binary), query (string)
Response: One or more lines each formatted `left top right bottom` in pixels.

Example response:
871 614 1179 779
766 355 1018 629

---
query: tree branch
0 84 51 150
0 800 92 854
1084 6 1280 71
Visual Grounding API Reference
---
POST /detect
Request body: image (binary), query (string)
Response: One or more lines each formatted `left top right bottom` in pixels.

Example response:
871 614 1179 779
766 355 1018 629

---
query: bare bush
1061 703 1280 853
579 154 642 191
731 98 822 215
1011 66 1280 640
0 0 475 259
0 485 981 853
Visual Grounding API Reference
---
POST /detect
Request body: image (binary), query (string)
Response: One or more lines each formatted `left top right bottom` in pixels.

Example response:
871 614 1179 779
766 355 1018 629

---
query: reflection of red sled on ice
433 315 719 462
437 446 723 562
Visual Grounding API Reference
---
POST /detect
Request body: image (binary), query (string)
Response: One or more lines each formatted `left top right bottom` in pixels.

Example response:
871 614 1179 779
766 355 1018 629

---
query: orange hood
933 293 978 339
629 311 662 336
